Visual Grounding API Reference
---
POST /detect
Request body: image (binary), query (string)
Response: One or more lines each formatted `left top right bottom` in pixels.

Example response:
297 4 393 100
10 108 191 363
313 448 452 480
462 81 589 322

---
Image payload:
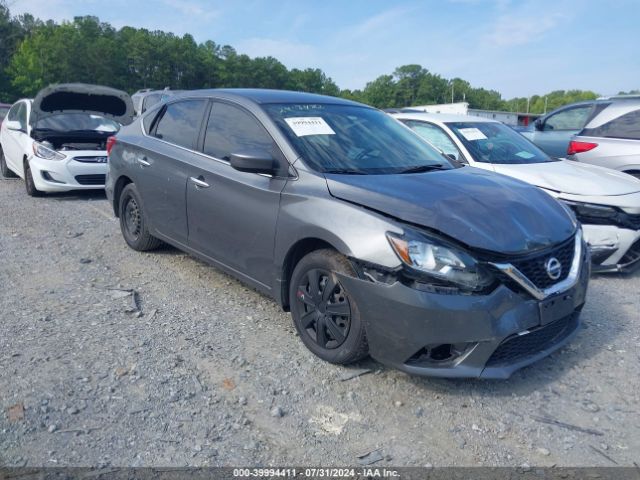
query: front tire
118 183 162 251
289 249 368 364
0 147 17 178
24 159 43 197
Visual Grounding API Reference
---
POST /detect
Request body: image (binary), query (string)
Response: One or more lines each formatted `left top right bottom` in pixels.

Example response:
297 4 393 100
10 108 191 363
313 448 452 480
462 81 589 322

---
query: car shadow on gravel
47 189 107 201
396 285 627 396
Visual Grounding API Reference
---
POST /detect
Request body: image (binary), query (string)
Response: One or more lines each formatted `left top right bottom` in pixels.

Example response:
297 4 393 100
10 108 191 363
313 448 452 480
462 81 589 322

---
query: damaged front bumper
583 224 640 273
339 238 590 379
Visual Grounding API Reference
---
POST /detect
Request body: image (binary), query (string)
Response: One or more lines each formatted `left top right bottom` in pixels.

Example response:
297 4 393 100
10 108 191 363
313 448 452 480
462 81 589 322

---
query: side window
404 120 465 162
203 102 277 161
544 106 592 131
18 103 28 129
142 108 161 134
142 94 162 113
6 102 20 122
582 109 640 140
152 99 208 149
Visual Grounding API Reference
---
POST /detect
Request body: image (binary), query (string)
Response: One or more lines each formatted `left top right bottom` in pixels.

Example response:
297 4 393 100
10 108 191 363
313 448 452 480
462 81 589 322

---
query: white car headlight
387 230 495 292
32 141 66 161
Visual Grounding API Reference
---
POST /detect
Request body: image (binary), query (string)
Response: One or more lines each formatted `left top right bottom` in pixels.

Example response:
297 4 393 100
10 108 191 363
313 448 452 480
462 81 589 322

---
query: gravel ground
1 176 639 468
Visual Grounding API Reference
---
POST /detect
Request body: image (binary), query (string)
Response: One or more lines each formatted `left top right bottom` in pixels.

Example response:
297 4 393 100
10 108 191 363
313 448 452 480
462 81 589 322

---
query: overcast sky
7 0 640 98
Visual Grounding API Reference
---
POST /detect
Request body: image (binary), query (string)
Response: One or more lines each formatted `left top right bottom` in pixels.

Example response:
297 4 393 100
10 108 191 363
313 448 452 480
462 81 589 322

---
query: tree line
0 2 628 113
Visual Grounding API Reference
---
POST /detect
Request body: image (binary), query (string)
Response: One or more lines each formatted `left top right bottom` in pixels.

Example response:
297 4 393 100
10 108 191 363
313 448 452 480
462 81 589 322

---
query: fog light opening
406 342 474 366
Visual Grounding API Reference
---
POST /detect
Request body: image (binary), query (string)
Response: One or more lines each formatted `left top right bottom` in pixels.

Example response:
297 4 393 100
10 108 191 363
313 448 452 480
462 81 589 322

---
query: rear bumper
338 251 590 379
29 155 107 192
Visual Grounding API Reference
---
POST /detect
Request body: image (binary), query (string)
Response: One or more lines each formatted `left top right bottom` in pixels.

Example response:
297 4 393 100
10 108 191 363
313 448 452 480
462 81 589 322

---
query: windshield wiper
324 169 368 175
397 164 446 174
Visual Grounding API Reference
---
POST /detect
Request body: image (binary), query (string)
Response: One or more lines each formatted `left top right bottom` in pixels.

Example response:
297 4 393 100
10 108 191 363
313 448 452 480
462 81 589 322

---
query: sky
7 0 640 98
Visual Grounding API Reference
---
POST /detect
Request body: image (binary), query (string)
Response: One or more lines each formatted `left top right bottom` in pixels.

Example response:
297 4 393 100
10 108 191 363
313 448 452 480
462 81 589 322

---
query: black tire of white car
0 147 17 178
289 249 369 364
118 183 162 251
24 159 43 197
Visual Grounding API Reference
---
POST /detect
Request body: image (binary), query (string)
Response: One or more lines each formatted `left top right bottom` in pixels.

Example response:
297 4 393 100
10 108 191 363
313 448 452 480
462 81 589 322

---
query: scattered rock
47 425 57 433
79 258 93 264
537 447 550 456
357 448 384 466
339 368 372 381
7 403 25 422
270 406 284 418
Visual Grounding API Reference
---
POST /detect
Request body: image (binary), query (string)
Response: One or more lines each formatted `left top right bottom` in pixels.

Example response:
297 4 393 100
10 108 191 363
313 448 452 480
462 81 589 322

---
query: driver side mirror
534 119 544 131
230 151 278 175
4 120 24 132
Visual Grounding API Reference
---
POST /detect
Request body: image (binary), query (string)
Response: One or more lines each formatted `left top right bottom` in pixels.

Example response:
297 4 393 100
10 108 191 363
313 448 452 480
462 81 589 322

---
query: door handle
189 176 210 188
137 157 151 167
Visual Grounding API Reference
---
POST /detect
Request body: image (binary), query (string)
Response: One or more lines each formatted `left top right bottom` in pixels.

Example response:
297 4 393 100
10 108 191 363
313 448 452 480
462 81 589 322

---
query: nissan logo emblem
545 257 562 280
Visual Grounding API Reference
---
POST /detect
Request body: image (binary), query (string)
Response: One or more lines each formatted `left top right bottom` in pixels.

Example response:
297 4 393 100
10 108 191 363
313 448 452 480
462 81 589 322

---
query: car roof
391 111 497 124
173 88 365 107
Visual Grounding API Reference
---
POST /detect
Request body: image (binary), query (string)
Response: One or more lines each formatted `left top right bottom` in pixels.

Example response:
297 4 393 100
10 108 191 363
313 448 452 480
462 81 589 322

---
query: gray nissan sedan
106 89 590 379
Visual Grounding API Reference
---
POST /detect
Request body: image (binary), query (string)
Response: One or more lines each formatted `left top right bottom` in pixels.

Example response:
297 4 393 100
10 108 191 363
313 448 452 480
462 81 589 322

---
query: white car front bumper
583 224 640 272
29 151 108 192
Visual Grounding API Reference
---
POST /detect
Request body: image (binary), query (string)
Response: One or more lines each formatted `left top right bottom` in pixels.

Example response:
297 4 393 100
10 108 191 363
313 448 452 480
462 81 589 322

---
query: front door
186 101 288 289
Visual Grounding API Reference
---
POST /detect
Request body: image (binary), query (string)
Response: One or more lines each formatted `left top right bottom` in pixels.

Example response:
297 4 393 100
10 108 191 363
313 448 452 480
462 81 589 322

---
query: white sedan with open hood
393 112 640 272
0 83 134 195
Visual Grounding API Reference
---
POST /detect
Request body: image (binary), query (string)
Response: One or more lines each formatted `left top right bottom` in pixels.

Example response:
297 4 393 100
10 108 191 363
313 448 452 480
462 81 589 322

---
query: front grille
75 174 106 186
486 313 579 367
511 237 575 289
74 156 108 164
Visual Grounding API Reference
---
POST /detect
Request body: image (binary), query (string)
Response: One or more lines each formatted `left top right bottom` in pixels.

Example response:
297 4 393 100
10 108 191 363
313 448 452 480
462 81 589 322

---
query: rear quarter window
581 108 640 140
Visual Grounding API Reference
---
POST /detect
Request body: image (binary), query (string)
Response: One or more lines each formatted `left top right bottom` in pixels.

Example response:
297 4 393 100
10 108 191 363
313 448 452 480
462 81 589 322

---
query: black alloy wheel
296 268 352 349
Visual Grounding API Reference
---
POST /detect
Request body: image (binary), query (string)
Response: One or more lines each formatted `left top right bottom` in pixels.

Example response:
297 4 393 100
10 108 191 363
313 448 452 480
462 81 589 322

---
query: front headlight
32 142 66 161
562 200 617 220
387 230 495 292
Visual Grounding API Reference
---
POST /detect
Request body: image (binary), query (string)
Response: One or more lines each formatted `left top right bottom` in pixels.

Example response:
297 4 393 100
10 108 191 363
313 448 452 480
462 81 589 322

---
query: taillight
106 136 117 156
567 140 598 156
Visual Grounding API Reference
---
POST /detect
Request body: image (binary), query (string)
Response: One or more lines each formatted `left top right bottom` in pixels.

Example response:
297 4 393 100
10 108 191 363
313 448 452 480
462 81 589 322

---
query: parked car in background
0 103 11 126
131 88 183 116
0 83 133 195
393 112 640 272
107 89 589 379
566 99 640 179
521 96 640 163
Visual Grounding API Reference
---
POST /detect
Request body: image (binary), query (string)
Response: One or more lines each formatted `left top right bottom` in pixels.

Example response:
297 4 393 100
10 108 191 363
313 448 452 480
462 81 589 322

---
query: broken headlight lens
32 141 66 161
387 230 495 292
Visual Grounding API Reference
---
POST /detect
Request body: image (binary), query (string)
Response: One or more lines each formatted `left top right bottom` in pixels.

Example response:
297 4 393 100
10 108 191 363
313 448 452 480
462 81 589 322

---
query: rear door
528 104 594 158
134 98 209 245
186 100 288 289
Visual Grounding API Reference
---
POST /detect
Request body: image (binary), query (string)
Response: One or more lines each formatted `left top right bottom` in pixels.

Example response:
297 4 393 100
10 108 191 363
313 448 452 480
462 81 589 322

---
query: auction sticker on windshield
285 117 336 137
458 127 487 141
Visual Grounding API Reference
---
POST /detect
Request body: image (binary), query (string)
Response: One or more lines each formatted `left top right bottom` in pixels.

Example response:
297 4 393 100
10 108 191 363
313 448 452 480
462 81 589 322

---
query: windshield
0 106 9 120
264 103 453 174
447 121 556 164
35 113 120 133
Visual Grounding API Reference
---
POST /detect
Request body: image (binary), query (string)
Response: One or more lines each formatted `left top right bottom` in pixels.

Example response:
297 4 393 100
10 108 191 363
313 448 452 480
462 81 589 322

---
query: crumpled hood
30 83 134 126
492 160 640 196
325 167 576 255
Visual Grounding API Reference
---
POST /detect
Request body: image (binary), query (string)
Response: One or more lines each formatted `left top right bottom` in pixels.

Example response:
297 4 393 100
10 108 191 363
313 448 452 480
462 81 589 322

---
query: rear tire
24 159 43 197
118 183 162 251
0 147 17 178
289 249 368 364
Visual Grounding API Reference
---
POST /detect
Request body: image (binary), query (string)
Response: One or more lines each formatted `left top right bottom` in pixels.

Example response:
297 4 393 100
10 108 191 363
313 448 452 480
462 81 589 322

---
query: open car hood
325 167 576 255
30 83 134 127
491 160 640 196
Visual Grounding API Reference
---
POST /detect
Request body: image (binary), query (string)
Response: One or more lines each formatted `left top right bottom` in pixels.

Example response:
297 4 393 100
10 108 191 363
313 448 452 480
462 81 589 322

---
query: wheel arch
279 236 349 311
112 175 134 217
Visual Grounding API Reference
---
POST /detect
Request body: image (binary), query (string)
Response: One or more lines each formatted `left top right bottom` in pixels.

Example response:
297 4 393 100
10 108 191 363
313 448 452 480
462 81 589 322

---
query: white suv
0 83 133 196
